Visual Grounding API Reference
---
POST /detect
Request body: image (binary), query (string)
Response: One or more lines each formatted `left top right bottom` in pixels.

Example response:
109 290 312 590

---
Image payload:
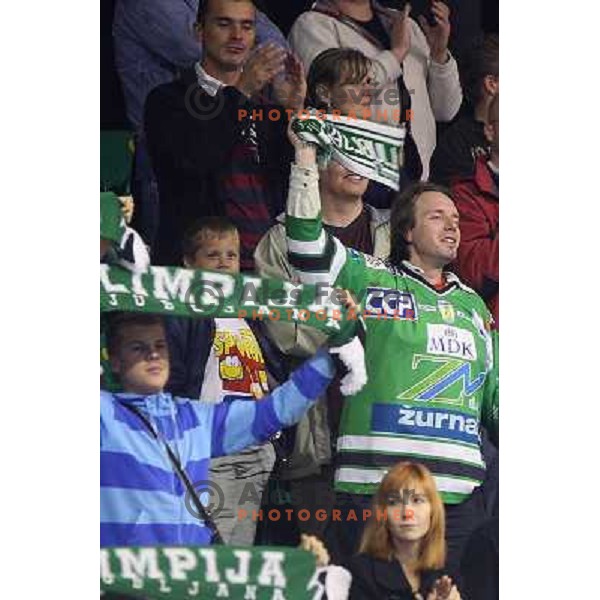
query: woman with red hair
346 462 461 600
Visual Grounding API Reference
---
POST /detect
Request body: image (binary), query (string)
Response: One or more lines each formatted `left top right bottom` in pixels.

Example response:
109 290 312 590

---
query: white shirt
199 319 270 403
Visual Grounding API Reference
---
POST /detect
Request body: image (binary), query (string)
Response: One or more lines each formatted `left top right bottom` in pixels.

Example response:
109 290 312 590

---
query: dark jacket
460 517 499 600
450 155 499 326
430 114 488 187
164 316 288 399
345 554 447 599
144 68 292 266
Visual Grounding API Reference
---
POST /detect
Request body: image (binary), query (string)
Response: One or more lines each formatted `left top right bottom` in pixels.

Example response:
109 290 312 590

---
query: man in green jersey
285 125 498 574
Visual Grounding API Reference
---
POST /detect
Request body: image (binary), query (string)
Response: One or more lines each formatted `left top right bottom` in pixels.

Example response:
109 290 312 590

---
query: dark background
101 0 499 129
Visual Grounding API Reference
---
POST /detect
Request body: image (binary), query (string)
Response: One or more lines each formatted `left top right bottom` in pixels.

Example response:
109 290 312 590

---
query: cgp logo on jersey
426 324 477 361
364 288 418 320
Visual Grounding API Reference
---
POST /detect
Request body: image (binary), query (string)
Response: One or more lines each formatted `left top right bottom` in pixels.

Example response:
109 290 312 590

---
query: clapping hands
426 575 461 600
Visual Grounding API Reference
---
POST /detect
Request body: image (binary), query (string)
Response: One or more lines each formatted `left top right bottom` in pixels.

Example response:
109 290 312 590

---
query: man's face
110 324 170 395
199 0 256 71
405 191 460 269
319 160 369 200
185 231 240 274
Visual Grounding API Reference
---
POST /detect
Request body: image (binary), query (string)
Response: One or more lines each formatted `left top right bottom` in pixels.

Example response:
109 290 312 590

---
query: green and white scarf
100 191 126 244
101 546 349 600
291 112 405 190
100 264 358 342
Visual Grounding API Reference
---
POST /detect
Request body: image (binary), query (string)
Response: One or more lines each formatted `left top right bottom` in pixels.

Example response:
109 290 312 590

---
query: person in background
430 34 498 187
145 0 305 268
113 0 289 250
450 95 499 326
346 462 461 600
164 217 288 545
254 106 391 542
288 0 463 180
305 47 397 207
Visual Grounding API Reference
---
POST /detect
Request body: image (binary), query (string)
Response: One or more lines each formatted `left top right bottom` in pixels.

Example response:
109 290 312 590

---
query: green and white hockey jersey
286 163 498 503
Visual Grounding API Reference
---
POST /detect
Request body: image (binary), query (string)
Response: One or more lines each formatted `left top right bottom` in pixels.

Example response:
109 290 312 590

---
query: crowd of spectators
101 1 499 598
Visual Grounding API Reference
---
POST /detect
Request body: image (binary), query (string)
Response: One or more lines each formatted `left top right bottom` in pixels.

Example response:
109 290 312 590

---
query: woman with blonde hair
345 462 461 600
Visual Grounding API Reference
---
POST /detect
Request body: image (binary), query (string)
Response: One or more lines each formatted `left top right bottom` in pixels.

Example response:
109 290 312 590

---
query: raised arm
414 2 462 122
284 125 365 292
210 348 335 456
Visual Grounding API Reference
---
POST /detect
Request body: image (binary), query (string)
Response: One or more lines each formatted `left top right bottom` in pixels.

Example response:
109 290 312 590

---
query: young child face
110 323 170 395
186 230 241 274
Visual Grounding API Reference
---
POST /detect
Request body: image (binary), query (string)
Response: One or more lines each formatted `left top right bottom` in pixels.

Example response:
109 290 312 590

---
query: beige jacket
254 205 390 478
288 0 462 179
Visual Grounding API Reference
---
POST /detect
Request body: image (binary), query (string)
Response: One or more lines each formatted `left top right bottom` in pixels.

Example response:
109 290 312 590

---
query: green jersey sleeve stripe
289 235 336 271
291 238 349 286
287 227 327 253
286 214 323 243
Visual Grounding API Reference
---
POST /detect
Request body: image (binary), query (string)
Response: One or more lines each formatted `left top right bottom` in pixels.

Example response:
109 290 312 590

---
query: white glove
308 565 352 600
329 335 367 396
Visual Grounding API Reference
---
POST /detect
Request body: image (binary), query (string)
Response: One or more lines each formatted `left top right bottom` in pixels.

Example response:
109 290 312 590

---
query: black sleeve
344 556 378 600
460 518 499 600
251 320 290 385
259 104 294 216
164 317 194 398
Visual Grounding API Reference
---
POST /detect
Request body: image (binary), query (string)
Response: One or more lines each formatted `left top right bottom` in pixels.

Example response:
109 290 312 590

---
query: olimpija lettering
101 547 288 591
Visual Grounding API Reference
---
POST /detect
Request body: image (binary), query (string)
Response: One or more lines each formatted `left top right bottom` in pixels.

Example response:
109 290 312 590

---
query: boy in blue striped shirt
101 312 341 547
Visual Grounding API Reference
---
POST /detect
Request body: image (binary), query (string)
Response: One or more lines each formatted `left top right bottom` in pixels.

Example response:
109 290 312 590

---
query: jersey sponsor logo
427 324 477 361
371 403 479 444
438 300 455 323
397 355 487 408
364 288 418 320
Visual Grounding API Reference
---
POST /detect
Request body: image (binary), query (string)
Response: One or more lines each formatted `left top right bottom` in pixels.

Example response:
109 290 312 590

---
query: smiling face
199 0 256 72
319 160 369 199
405 191 460 270
386 486 432 543
110 323 170 395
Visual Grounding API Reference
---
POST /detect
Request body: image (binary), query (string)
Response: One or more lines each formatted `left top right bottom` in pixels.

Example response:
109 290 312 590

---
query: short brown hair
359 462 446 570
307 48 373 109
105 312 165 356
196 0 257 24
460 34 499 107
389 182 453 266
182 217 238 263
